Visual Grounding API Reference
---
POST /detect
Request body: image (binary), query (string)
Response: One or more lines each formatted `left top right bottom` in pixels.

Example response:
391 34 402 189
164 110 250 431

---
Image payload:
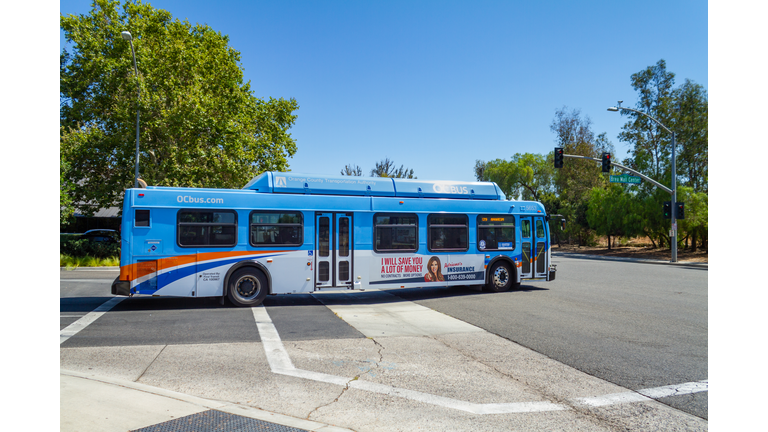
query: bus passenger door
315 212 353 288
335 214 352 287
519 217 533 279
533 217 548 278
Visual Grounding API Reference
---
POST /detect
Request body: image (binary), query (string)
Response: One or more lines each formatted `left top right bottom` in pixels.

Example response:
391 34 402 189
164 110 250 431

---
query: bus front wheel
486 261 516 292
227 268 269 307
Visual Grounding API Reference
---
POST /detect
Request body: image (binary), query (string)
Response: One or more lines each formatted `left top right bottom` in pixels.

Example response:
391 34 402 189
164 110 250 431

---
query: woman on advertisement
424 256 445 282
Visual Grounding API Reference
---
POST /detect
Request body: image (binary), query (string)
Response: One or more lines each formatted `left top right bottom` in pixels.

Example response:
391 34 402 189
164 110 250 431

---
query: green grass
60 254 120 268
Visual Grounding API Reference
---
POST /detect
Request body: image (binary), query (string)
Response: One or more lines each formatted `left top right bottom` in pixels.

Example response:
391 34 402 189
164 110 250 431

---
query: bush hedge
60 236 120 259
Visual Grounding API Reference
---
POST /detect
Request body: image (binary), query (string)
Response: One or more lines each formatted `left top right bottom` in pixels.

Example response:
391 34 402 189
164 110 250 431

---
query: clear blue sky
59 0 708 183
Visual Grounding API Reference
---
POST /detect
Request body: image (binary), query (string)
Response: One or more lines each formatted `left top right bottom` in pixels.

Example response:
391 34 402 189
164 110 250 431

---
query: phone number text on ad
446 273 477 281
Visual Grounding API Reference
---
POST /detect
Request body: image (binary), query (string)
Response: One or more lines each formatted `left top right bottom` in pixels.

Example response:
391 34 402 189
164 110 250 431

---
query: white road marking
638 380 709 399
252 305 568 414
61 314 86 318
575 380 709 407
60 297 125 345
312 291 484 337
252 304 708 415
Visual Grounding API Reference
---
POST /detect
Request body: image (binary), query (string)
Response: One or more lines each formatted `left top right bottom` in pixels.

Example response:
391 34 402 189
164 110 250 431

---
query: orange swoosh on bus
120 250 291 282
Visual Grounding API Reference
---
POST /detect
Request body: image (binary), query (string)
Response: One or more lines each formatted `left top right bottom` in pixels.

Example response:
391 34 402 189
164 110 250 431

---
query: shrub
60 237 120 259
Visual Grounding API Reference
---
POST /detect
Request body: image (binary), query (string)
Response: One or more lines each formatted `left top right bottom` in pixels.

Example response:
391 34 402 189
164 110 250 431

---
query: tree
340 164 363 176
60 158 75 224
340 159 416 178
586 184 644 249
60 0 299 214
549 107 614 246
617 60 708 251
370 158 416 178
618 59 676 185
474 153 554 202
673 79 708 194
675 186 708 252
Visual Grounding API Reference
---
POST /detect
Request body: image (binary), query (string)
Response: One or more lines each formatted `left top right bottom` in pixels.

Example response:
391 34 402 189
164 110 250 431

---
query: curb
552 252 708 269
60 267 120 271
61 369 354 432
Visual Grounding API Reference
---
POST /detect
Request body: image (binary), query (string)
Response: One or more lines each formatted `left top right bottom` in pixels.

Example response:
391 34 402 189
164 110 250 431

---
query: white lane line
252 305 567 414
60 297 125 345
575 380 709 407
638 380 709 399
61 314 86 318
252 304 708 415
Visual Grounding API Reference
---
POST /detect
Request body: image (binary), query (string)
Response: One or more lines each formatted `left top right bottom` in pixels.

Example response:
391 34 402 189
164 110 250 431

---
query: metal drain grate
131 409 310 432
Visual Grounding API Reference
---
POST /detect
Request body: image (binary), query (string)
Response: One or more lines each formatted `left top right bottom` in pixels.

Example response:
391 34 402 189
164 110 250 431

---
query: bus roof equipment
243 172 506 200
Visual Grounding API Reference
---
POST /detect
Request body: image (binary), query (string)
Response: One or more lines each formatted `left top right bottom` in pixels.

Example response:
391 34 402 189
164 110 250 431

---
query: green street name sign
609 174 642 184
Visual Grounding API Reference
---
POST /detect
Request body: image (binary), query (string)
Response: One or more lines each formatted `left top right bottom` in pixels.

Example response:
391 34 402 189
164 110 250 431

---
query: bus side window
428 214 468 252
536 220 545 238
477 215 515 250
373 213 418 252
249 211 303 247
177 210 237 247
521 219 531 238
136 210 150 227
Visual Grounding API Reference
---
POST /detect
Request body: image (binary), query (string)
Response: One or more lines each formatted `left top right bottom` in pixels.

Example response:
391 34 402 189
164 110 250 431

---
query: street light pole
121 31 141 189
608 101 677 263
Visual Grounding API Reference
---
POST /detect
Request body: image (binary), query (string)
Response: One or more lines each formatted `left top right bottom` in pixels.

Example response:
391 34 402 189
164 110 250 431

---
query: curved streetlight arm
608 105 673 135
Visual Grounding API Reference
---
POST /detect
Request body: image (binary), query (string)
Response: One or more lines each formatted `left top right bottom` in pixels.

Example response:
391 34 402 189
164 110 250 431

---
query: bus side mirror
560 219 566 230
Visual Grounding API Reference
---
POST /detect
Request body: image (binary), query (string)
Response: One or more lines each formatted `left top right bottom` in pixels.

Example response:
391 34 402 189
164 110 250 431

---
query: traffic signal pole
559 151 677 262
560 153 672 194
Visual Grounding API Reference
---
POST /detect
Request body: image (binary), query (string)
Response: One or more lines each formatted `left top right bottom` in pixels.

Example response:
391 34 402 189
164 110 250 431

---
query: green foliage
370 158 416 178
341 159 416 178
586 184 644 249
340 164 363 176
619 60 676 185
673 80 708 193
60 0 299 213
616 59 708 249
60 237 121 259
547 107 614 245
471 61 706 252
60 158 75 223
676 186 708 251
61 254 121 268
475 153 553 201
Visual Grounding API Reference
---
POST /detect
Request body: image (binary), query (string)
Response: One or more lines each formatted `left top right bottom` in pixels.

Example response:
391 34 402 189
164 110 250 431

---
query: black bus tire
227 268 269 307
486 261 515 292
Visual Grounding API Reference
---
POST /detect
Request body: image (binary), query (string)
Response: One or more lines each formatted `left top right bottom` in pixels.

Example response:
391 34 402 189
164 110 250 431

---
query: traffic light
554 147 564 168
601 153 611 173
676 202 685 219
663 201 672 219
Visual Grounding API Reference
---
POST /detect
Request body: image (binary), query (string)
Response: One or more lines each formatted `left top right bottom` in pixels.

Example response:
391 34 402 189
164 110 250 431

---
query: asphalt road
392 254 709 419
60 255 707 423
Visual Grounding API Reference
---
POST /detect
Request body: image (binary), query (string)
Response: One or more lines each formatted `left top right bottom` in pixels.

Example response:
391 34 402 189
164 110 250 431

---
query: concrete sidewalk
60 369 354 432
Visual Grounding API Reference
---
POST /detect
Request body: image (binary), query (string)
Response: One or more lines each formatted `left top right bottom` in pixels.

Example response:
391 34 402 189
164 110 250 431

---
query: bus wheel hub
493 267 509 287
237 277 258 297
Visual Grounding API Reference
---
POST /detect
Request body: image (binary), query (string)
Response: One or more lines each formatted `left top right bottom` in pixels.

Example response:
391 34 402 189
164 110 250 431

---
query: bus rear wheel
486 261 516 292
227 268 269 307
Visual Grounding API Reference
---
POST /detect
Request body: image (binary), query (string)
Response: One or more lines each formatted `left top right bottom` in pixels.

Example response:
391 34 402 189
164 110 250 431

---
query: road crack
135 344 167 383
306 337 384 420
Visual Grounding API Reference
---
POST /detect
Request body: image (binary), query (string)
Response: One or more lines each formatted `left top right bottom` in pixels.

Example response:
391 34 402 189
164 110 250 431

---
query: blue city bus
112 172 556 306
